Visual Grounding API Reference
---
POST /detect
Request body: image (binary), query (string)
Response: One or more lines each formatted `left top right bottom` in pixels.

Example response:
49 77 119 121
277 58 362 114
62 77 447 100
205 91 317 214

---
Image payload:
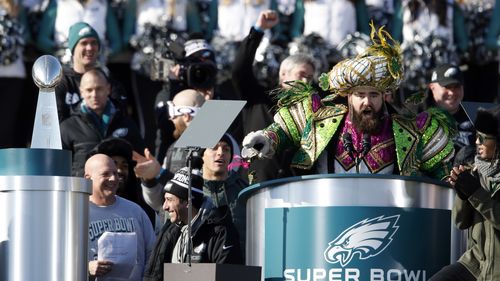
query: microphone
361 134 371 158
342 132 355 159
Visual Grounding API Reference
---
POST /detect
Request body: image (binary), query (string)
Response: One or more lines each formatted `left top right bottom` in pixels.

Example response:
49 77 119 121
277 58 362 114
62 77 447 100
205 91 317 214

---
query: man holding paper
85 154 156 280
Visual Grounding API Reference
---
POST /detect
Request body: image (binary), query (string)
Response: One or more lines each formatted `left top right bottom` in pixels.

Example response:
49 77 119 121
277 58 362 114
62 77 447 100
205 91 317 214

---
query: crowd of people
1 0 500 280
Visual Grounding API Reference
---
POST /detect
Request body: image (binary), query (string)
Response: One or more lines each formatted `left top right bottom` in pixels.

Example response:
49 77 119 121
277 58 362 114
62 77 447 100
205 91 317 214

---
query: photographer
153 36 220 161
126 3 203 152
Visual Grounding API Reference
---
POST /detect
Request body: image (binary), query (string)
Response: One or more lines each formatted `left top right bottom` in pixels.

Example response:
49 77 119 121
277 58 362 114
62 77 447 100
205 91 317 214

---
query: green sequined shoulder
426 107 458 137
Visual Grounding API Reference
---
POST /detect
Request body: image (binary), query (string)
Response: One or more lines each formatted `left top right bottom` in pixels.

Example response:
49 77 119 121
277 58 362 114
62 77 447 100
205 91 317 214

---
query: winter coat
143 203 243 281
454 171 500 280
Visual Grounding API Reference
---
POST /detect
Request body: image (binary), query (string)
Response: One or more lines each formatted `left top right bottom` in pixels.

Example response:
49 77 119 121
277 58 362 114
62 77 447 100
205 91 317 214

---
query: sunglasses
167 101 199 119
476 131 496 144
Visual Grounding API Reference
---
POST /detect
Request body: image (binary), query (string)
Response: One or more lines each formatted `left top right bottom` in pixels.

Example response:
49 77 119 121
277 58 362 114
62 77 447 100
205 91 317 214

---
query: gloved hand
453 171 481 200
242 130 274 159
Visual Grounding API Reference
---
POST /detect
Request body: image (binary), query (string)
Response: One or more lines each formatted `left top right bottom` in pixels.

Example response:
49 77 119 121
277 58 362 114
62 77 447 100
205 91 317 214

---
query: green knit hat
67 22 100 54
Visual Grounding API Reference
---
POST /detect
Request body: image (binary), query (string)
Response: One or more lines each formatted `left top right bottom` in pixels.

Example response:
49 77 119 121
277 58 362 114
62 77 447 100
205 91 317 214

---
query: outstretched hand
255 10 279 31
133 148 161 180
242 130 273 159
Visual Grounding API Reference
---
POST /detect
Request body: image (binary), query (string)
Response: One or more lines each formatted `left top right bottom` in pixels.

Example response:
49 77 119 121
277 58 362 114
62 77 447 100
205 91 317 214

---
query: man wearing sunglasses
430 106 500 281
163 89 205 174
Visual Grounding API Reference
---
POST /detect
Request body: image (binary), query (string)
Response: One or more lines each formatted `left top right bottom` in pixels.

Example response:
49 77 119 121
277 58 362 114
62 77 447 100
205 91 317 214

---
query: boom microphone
342 132 355 159
361 134 371 158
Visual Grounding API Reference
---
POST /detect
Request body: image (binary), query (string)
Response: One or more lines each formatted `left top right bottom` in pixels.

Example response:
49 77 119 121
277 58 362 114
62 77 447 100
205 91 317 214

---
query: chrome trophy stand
0 56 91 281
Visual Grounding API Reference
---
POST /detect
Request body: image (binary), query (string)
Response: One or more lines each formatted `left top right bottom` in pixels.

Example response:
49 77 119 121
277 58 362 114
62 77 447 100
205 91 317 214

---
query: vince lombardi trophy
30 55 63 149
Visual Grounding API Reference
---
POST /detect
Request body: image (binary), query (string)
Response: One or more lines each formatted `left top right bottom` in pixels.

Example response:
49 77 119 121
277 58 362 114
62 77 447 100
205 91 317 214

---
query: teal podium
239 174 464 281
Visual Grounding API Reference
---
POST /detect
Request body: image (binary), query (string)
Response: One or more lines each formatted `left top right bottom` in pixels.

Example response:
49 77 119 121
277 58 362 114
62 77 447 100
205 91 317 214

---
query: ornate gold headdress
320 22 403 99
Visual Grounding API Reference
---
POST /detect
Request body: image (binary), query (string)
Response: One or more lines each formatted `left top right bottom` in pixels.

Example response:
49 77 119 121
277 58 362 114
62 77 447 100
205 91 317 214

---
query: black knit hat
164 167 204 208
475 106 500 140
220 133 234 160
199 133 235 163
88 138 135 165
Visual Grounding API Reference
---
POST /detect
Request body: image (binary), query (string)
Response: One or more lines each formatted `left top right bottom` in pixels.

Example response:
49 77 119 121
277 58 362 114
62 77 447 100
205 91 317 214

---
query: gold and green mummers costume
263 91 455 180
246 24 455 180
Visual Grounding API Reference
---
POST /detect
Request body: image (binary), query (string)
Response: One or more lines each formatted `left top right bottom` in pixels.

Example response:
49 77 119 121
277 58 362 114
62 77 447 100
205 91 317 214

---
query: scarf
80 100 116 136
475 155 500 194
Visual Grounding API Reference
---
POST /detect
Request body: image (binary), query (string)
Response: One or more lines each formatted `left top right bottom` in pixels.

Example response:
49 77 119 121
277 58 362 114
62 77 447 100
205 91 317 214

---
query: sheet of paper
98 232 138 279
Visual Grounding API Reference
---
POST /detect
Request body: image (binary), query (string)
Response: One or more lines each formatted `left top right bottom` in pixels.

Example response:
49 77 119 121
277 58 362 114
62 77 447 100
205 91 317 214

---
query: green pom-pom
319 72 330 91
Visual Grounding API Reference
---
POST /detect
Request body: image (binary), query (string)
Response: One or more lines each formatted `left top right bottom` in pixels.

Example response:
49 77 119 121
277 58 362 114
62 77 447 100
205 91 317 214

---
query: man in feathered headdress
242 23 456 180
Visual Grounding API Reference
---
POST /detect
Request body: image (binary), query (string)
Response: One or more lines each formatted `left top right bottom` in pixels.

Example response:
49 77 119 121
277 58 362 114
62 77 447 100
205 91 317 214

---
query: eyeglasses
476 131 496 144
167 101 199 119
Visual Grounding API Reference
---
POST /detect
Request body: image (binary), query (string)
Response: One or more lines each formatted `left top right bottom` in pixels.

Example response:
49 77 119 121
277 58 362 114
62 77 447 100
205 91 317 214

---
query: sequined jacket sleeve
393 108 455 180
263 94 318 155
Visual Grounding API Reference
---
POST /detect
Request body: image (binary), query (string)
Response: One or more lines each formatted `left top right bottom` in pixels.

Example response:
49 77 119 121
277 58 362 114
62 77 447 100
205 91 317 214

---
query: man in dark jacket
61 69 145 176
231 10 316 183
143 167 243 281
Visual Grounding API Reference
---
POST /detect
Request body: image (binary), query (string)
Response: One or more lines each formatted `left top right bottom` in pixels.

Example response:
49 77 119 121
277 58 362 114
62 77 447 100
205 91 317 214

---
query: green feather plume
272 80 315 108
361 22 403 82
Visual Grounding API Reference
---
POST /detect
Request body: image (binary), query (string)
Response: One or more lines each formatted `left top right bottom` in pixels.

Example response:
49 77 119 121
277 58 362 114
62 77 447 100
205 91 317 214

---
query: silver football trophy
30 55 63 149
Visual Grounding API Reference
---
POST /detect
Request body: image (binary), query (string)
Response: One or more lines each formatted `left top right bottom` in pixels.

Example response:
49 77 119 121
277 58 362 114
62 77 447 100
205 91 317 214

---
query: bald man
155 88 207 162
169 89 206 139
85 154 156 280
150 89 206 175
61 69 145 177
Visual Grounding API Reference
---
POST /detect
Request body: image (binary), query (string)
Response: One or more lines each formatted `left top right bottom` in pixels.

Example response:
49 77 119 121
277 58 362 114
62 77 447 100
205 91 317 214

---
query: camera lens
186 62 216 90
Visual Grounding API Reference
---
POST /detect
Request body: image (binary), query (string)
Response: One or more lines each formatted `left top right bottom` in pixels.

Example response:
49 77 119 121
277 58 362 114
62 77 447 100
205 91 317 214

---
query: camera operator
153 35 222 161
127 1 203 153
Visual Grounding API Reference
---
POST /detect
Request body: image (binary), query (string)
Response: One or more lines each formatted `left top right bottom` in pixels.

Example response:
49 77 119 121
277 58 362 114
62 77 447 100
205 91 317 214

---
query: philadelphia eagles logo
324 215 400 267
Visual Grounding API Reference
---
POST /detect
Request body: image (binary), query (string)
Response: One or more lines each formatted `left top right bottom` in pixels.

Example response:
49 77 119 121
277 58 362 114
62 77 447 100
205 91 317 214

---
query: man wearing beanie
143 167 243 281
135 133 248 255
201 134 248 257
42 22 126 121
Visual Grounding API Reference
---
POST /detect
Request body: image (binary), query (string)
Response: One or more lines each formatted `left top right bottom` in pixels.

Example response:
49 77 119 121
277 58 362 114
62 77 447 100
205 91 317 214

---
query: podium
239 174 464 281
164 263 261 281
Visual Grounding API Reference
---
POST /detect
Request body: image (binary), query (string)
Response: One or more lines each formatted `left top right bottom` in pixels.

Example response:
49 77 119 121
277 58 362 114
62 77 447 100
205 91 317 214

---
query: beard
351 106 384 134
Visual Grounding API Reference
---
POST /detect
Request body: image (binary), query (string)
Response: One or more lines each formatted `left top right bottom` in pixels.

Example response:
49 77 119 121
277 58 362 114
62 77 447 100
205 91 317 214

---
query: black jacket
60 103 145 176
231 27 295 182
55 65 128 121
143 204 243 281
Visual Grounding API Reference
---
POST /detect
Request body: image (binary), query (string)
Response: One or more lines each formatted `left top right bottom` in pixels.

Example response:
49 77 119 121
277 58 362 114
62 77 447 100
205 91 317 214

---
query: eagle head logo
323 215 400 267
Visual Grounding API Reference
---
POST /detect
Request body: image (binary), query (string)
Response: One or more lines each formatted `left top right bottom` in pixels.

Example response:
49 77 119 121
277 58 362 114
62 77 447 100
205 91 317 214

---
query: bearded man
242 24 456 180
